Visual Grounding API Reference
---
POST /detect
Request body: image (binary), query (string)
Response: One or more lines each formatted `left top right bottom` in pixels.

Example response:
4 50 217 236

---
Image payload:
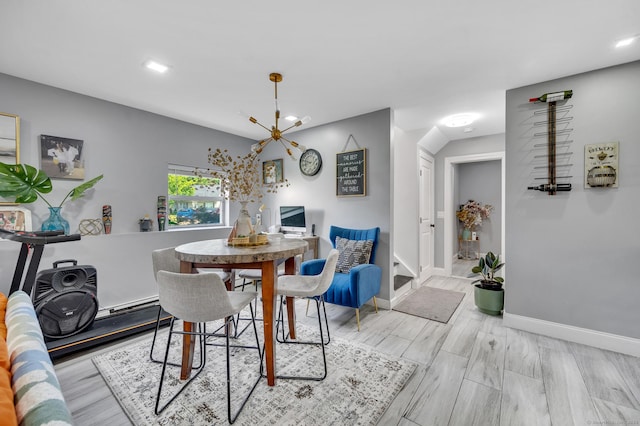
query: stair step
394 274 412 290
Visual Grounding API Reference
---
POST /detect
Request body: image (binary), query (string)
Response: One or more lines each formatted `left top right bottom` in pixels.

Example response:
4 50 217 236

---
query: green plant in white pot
0 162 103 234
470 251 504 315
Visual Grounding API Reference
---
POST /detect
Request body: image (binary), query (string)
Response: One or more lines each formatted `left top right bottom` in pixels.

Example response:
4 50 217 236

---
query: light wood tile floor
54 275 640 425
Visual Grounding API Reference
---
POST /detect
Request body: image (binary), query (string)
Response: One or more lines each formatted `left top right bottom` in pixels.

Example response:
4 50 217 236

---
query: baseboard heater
46 303 171 360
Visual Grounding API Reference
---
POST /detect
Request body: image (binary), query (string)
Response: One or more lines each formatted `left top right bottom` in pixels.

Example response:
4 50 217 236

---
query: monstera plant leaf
0 162 103 207
65 174 104 202
0 162 53 203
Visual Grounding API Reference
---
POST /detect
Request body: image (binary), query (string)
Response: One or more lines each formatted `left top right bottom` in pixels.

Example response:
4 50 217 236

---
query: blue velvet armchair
300 226 381 331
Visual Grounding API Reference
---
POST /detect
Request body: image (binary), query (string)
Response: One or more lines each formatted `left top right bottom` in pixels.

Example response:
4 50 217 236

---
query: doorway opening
443 152 505 277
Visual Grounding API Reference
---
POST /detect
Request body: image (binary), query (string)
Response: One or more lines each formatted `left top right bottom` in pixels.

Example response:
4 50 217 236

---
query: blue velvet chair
300 226 381 331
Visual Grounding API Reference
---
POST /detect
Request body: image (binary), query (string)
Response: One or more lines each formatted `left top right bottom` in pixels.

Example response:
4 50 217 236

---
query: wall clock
299 148 322 176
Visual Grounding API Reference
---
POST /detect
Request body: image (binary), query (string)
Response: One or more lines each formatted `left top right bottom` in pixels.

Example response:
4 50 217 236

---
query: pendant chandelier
248 73 310 160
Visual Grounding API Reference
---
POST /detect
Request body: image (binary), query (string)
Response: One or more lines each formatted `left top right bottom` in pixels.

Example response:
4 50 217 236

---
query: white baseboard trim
376 297 391 310
504 312 640 357
433 267 446 276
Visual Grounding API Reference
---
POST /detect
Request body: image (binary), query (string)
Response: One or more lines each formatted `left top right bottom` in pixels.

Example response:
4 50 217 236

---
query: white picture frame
0 206 32 232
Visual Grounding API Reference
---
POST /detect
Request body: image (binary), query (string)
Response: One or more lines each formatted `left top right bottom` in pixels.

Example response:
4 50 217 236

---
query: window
167 164 225 228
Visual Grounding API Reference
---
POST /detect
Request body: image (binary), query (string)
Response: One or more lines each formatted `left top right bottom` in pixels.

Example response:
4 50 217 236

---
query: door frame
443 151 505 276
418 147 434 284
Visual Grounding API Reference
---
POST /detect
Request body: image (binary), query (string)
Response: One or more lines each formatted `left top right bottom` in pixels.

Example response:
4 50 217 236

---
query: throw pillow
335 236 374 273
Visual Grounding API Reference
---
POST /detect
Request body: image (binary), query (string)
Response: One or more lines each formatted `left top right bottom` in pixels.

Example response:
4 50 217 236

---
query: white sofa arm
6 291 73 426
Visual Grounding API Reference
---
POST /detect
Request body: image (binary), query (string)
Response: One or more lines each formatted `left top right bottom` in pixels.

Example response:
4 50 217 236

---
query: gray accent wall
0 72 393 308
505 60 639 339
457 160 502 255
0 72 255 306
259 109 393 302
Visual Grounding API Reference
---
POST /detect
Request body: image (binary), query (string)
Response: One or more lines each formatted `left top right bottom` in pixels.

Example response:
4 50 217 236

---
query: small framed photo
40 134 85 180
263 159 284 184
0 206 32 232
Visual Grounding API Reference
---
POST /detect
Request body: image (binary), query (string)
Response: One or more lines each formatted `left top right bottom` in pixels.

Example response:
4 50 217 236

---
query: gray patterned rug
93 314 416 425
393 286 465 323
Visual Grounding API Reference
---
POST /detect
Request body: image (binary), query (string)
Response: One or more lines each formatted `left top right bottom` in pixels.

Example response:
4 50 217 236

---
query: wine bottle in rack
527 183 572 192
529 90 573 103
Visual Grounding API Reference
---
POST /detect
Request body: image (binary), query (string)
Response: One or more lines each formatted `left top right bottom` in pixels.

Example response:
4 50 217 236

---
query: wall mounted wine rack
527 90 573 195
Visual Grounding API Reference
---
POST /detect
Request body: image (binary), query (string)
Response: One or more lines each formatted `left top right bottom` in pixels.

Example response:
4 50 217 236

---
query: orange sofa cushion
0 336 18 426
0 292 7 340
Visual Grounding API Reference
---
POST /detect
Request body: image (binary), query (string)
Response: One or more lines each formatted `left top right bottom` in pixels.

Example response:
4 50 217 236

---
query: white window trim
167 163 227 229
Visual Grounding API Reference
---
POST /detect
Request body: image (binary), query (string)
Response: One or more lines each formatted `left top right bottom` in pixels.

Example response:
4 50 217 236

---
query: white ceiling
1 1 639 145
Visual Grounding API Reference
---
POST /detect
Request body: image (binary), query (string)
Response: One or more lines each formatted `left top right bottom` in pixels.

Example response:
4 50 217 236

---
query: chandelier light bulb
290 141 306 152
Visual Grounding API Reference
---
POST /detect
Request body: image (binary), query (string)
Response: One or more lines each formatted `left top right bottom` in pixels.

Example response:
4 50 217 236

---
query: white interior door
419 151 434 283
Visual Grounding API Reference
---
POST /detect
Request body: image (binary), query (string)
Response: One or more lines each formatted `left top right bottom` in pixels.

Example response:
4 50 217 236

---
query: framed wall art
336 148 366 197
0 112 20 165
0 112 20 204
0 206 32 232
263 159 284 184
585 142 619 188
40 134 85 180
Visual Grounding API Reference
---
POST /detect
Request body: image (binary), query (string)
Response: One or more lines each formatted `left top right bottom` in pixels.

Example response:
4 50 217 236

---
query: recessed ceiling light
285 115 298 121
615 36 636 48
441 113 480 128
463 127 475 133
143 60 169 73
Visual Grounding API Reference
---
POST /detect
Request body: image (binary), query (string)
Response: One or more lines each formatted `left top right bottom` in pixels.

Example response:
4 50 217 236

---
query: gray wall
0 72 393 307
457 160 501 255
505 60 639 338
0 72 252 307
259 109 393 302
434 134 505 267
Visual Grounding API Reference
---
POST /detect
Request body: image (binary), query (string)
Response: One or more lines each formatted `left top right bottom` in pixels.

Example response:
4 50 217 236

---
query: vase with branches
197 148 288 240
456 199 493 240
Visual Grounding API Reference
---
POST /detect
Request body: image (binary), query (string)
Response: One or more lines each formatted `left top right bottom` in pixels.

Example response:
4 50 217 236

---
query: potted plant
0 162 103 234
470 251 504 315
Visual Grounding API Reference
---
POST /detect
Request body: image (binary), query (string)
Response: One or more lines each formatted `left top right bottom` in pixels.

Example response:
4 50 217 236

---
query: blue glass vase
41 206 70 235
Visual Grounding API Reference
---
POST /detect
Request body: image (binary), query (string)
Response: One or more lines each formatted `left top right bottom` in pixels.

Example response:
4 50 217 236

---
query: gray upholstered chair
154 270 261 423
150 247 231 363
268 249 339 381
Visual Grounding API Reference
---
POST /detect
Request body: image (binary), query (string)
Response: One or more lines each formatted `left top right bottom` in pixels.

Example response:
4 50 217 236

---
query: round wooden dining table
174 237 308 386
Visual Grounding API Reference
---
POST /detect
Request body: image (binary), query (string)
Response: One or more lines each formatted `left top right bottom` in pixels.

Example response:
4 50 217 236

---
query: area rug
393 286 465 323
93 316 417 425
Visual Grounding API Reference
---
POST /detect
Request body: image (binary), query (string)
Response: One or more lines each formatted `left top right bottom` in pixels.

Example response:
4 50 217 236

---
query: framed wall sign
336 148 366 197
263 158 284 184
585 142 619 188
40 134 85 180
0 112 20 165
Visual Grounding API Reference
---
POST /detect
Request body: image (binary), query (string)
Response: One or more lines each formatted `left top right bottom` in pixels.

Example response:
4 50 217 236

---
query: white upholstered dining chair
265 249 339 381
154 270 261 423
